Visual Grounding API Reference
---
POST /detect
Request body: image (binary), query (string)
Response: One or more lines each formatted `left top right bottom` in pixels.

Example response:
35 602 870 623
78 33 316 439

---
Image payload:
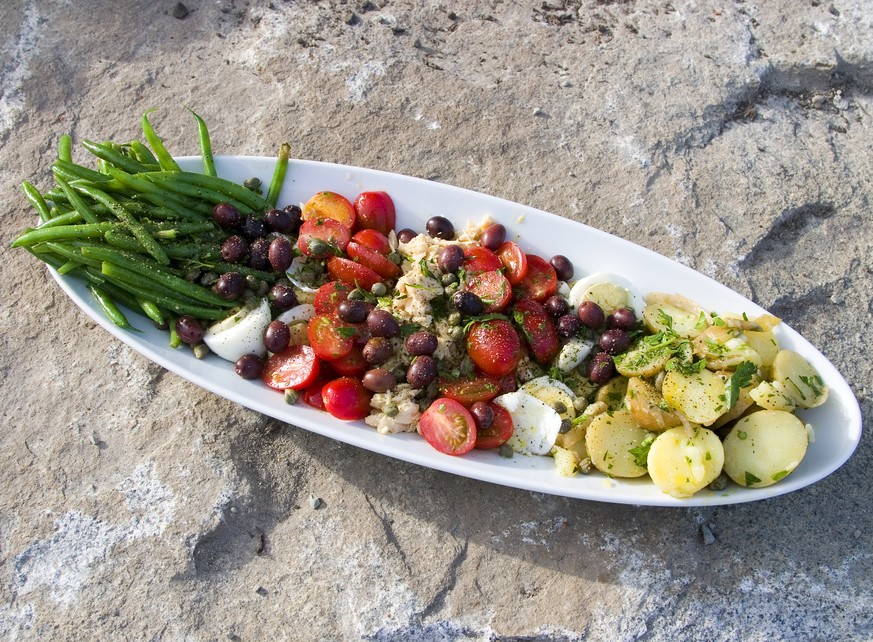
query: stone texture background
1 1 871 640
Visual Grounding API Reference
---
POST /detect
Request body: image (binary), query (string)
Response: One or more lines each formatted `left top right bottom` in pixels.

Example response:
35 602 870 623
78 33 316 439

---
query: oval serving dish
47 156 863 506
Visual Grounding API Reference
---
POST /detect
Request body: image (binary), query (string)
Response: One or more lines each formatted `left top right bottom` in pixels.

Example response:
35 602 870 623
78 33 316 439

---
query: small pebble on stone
255 586 268 596
172 2 189 19
701 524 716 545
310 495 323 509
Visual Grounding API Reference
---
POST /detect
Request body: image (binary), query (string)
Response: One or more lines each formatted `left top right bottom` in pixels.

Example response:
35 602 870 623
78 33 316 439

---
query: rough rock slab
1 1 871 640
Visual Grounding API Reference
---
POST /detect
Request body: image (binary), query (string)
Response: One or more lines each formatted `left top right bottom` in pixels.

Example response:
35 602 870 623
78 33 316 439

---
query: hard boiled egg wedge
286 256 322 293
568 272 644 316
493 391 562 455
203 297 271 362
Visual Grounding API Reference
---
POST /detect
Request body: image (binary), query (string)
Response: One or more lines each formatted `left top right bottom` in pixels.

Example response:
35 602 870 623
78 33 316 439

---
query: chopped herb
745 471 761 486
657 308 674 331
418 258 435 279
737 430 748 440
799 374 825 397
727 360 758 409
628 435 655 468
464 313 510 334
336 326 357 338
694 311 707 330
771 470 789 482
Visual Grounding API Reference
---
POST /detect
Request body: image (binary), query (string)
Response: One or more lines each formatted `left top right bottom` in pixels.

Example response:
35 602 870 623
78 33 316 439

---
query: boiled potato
711 379 757 429
661 368 727 425
642 299 704 338
625 377 682 431
744 329 780 369
692 326 762 371
771 349 828 409
647 426 724 498
748 380 796 411
595 377 628 411
614 340 673 378
585 411 651 478
722 410 808 487
552 445 581 477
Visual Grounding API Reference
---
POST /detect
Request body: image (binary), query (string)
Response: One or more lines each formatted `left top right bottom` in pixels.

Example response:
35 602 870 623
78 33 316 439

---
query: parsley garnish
745 471 761 486
336 326 357 338
463 313 510 334
628 435 655 468
726 360 758 410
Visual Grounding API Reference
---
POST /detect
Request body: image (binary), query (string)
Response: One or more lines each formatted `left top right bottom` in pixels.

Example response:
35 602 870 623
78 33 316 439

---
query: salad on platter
11 111 839 500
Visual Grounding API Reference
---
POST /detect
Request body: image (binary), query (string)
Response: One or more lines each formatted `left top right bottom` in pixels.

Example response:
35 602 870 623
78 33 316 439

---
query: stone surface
1 1 871 640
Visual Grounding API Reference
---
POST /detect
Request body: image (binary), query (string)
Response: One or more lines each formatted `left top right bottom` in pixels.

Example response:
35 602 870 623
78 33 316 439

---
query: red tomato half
262 345 320 391
307 314 355 361
513 298 559 363
328 346 368 377
302 373 332 410
496 241 528 285
297 218 351 258
354 191 396 235
303 191 356 229
314 281 352 315
419 398 477 456
516 254 557 302
465 319 521 377
326 256 383 290
352 228 391 255
346 241 401 279
438 372 504 406
462 246 502 276
475 403 514 449
464 270 512 313
322 377 372 420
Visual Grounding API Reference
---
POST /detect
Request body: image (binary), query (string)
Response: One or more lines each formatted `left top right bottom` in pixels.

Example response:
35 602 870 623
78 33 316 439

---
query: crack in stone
740 202 835 269
363 494 412 575
417 540 469 621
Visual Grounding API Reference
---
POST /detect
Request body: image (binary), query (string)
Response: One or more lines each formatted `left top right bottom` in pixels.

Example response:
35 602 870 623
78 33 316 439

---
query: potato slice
552 445 581 477
692 326 762 371
744 328 780 369
626 377 683 431
748 380 796 411
661 368 727 426
585 411 651 478
642 301 704 338
647 426 724 498
722 410 808 487
614 339 673 378
771 350 828 409
595 377 628 411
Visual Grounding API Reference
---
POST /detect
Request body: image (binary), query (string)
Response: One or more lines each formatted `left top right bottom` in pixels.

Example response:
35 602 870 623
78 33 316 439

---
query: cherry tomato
516 254 557 302
346 241 401 279
297 218 351 258
438 372 504 406
322 376 372 420
301 372 332 410
314 281 352 315
352 228 391 255
465 318 521 377
464 269 512 313
496 241 528 285
474 403 514 449
354 191 396 235
513 298 559 364
326 256 384 291
462 246 502 276
328 346 368 377
419 398 477 456
261 345 320 391
307 314 355 361
303 191 356 229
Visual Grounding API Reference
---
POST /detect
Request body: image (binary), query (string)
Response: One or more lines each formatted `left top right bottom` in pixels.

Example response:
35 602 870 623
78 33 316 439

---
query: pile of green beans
13 109 291 333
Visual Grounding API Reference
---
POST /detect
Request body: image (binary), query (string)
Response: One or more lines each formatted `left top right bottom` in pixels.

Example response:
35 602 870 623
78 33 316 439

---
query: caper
447 311 462 326
193 343 210 359
573 398 589 412
307 238 330 256
243 176 262 192
444 283 459 297
371 282 388 297
559 419 572 434
284 388 299 405
347 288 365 301
459 356 474 376
449 326 464 340
709 471 729 491
498 443 514 458
387 251 402 265
441 273 459 286
384 403 399 418
553 401 568 414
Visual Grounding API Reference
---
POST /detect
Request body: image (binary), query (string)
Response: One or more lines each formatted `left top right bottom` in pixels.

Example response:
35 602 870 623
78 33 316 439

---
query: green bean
104 229 220 260
82 139 151 175
141 110 181 172
40 242 104 270
88 284 138 331
80 245 234 307
58 134 73 163
145 220 216 234
105 167 213 218
22 181 52 222
168 314 181 348
39 210 84 228
210 261 279 283
188 107 217 177
54 172 100 224
137 297 166 327
11 222 115 248
266 142 290 209
100 262 229 320
53 159 112 183
57 260 81 275
142 174 254 214
73 184 170 265
141 171 268 212
128 140 160 167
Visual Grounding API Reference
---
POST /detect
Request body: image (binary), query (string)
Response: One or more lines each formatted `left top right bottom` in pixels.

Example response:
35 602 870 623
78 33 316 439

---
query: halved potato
771 350 828 409
625 377 682 431
722 410 808 487
585 411 651 478
647 426 724 498
661 368 728 426
692 326 762 371
748 380 796 411
595 377 628 411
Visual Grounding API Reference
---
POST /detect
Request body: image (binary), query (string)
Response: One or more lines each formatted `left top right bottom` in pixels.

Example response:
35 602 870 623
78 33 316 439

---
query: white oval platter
47 155 863 507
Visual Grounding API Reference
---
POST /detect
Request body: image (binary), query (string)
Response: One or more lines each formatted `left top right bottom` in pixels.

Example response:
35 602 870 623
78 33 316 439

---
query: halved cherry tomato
516 254 557 302
465 318 521 377
314 281 352 315
462 246 502 276
303 191 356 229
419 398 477 455
307 314 355 361
346 241 402 279
352 228 391 255
262 345 320 391
496 241 528 285
328 346 368 377
297 218 351 258
513 298 559 363
464 270 512 313
302 372 331 410
438 372 503 406
354 191 396 235
322 376 372 420
326 256 383 290
474 403 514 449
